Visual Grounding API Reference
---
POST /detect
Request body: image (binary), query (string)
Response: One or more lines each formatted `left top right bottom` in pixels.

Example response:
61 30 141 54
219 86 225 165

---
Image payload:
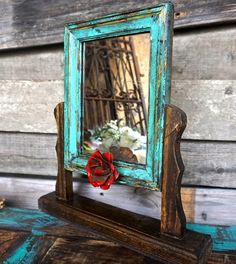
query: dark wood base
39 192 212 264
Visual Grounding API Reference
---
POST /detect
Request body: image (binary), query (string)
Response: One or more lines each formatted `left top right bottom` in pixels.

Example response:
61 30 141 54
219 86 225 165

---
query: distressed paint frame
64 3 174 189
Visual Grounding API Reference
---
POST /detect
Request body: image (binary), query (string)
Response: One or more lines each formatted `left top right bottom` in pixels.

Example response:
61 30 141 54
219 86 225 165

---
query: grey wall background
0 0 236 226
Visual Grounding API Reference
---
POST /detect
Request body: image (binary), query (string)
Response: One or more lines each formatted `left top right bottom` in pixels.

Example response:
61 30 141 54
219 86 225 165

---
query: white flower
88 120 147 160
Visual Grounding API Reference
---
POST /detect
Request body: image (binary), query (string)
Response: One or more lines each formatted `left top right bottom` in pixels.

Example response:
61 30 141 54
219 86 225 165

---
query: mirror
83 33 150 165
64 5 172 188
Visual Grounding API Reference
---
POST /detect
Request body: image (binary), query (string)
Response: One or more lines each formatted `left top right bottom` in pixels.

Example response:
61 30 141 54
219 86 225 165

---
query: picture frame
64 3 174 189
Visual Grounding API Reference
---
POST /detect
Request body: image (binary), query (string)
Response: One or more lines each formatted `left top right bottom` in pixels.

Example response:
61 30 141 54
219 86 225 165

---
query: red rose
86 151 119 190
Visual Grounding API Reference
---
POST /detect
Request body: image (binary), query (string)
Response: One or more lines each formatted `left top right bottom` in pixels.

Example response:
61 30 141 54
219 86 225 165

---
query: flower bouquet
84 120 146 164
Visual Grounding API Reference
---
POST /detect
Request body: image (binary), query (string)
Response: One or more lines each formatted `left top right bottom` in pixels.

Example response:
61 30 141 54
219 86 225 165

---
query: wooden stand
39 102 212 264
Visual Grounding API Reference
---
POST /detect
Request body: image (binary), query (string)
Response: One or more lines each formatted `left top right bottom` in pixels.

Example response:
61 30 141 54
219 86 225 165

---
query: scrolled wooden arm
161 104 187 238
54 102 73 201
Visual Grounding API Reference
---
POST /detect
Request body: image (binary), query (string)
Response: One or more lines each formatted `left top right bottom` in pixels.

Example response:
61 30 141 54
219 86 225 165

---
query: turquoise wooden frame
64 3 173 189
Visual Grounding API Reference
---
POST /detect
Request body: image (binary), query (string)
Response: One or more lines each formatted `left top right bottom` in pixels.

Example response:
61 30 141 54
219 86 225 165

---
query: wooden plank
171 80 236 140
0 0 235 50
0 26 235 81
188 224 236 252
2 235 56 264
41 236 153 264
0 230 28 261
39 192 212 264
181 140 236 188
0 26 235 139
0 208 235 263
0 46 63 81
172 26 236 80
1 132 235 188
0 207 98 240
0 80 63 133
208 252 236 264
1 80 235 140
26 236 236 264
0 132 57 176
1 208 235 257
0 176 235 226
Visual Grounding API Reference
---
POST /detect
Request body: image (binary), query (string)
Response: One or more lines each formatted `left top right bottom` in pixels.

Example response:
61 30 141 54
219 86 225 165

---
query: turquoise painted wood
64 3 174 190
0 207 235 261
187 223 236 252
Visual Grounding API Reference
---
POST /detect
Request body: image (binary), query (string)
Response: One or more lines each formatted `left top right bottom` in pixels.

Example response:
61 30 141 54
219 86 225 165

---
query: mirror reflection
83 33 150 164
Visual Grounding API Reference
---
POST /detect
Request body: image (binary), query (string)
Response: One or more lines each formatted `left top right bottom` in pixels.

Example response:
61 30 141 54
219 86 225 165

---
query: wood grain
0 0 235 50
172 26 236 80
0 208 234 263
0 26 235 139
54 102 73 201
0 176 236 226
0 26 235 81
1 132 235 188
0 132 57 176
1 80 235 140
0 45 63 81
41 236 155 264
0 80 63 133
39 235 236 264
171 80 236 140
39 192 212 264
2 235 56 264
207 252 236 264
161 105 186 238
0 230 28 261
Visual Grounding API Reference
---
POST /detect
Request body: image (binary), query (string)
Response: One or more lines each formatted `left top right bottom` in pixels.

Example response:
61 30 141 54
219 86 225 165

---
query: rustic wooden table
0 207 235 263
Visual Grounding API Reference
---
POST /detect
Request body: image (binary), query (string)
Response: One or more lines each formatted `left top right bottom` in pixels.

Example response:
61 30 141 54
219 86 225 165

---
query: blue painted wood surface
187 223 236 252
0 207 235 255
64 3 174 190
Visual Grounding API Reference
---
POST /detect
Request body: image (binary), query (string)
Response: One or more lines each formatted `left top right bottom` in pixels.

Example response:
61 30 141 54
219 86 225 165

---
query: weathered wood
171 80 236 140
0 1 235 50
181 140 236 187
0 26 235 139
0 80 63 133
1 176 236 226
1 132 235 188
41 237 156 264
0 230 28 261
161 105 186 238
188 224 236 253
0 46 63 81
2 235 56 264
172 25 236 81
1 80 235 140
0 207 98 240
0 132 58 176
53 94 194 257
39 192 212 264
0 26 235 81
54 102 73 201
207 252 236 264
0 208 234 263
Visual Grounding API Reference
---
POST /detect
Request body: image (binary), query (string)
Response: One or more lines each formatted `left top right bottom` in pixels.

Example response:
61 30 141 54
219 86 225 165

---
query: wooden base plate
39 192 212 264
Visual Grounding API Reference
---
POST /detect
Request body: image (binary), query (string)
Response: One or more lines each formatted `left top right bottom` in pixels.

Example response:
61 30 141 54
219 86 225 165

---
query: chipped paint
64 4 174 190
0 207 235 259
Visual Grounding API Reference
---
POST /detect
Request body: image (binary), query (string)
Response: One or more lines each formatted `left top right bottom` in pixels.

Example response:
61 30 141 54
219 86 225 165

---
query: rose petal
113 169 119 180
88 156 102 167
103 152 113 163
100 184 110 190
92 168 111 177
90 174 109 184
86 151 119 190
92 151 104 160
